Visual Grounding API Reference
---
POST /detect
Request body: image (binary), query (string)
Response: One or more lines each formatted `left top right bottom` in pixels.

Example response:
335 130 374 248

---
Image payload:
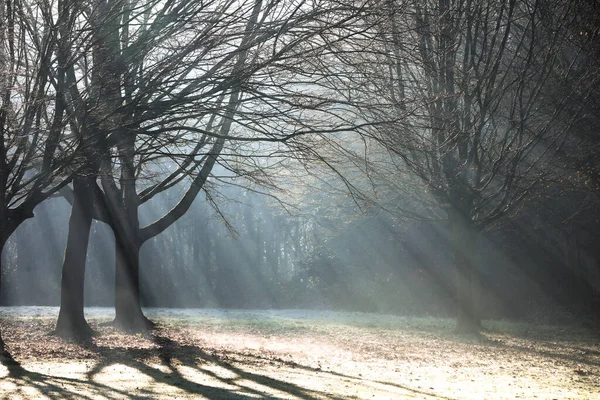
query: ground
0 308 599 399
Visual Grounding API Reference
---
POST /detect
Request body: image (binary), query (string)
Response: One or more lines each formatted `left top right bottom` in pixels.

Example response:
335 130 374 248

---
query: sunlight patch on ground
1 309 599 399
1 360 444 399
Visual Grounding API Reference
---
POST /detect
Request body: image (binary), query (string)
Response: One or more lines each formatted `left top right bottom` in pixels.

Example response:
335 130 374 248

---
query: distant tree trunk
451 209 481 334
14 223 29 303
55 176 96 340
1 175 36 349
0 221 8 308
0 229 17 352
192 221 203 305
0 233 7 352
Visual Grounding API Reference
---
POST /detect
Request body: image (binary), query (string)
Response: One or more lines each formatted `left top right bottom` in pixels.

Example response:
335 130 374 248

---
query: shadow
399 320 600 370
1 324 374 399
3 317 389 399
478 324 600 369
482 319 600 342
1 346 146 399
82 329 349 399
0 316 496 399
195 347 460 400
1 346 27 377
76 326 453 399
487 339 600 369
2 338 336 399
7 315 596 399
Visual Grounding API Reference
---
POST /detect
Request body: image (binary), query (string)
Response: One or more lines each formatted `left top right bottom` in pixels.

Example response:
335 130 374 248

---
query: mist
2 179 597 326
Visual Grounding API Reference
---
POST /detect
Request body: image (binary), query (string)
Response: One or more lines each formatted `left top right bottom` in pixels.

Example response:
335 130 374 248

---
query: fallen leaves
0 313 599 399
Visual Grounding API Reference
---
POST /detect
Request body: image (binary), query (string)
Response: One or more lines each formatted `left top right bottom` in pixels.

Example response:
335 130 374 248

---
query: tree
52 0 370 337
319 0 580 332
0 0 90 347
54 0 257 336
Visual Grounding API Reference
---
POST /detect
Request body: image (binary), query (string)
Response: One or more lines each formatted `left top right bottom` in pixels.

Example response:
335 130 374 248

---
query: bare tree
317 0 581 332
0 0 90 347
51 0 370 337
54 0 257 337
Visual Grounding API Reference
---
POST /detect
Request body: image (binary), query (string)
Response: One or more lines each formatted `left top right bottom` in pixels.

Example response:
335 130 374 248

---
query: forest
0 0 599 398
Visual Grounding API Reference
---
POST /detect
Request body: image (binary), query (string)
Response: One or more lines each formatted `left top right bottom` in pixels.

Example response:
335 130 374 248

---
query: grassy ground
0 310 599 399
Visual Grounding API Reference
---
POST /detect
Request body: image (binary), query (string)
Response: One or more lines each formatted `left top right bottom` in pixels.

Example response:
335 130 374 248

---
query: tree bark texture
111 154 153 331
451 210 481 334
55 176 96 340
113 237 150 331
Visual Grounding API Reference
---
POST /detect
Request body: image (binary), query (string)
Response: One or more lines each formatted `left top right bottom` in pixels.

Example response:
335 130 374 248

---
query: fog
0 0 598 333
2 180 598 325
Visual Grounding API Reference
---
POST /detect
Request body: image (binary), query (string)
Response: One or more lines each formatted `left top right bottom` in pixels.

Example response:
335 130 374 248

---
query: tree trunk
98 180 154 332
111 167 153 331
0 234 7 352
113 234 152 331
451 210 481 334
55 177 96 340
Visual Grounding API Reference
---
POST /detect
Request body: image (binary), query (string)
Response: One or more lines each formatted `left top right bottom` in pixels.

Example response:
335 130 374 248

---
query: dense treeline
2 182 598 324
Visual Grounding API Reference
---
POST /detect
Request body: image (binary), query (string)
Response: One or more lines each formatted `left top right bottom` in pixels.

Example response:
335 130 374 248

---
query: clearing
0 308 599 399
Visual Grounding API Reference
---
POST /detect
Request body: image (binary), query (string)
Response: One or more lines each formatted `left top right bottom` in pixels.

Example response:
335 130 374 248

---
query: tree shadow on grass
3 327 358 399
83 330 356 399
476 324 600 369
84 342 323 398
82 328 453 399
1 346 149 399
404 321 600 370
1 323 467 399
1 342 332 399
209 347 460 400
487 339 600 369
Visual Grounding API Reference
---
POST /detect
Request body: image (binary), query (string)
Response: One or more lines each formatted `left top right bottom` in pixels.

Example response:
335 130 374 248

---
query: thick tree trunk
451 211 481 334
98 179 153 332
55 177 96 340
100 171 154 331
111 167 153 331
113 237 152 331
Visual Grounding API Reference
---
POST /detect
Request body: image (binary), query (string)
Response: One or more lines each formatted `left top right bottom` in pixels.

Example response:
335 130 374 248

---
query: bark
55 176 97 340
113 235 151 331
86 171 151 332
110 210 149 332
451 210 481 334
0 234 6 352
110 136 154 331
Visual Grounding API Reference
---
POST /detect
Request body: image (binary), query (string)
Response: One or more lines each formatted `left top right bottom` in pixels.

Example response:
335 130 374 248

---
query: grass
1 310 599 399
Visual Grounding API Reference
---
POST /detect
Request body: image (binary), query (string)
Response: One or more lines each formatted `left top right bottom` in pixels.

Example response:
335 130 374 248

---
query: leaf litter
0 312 599 399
